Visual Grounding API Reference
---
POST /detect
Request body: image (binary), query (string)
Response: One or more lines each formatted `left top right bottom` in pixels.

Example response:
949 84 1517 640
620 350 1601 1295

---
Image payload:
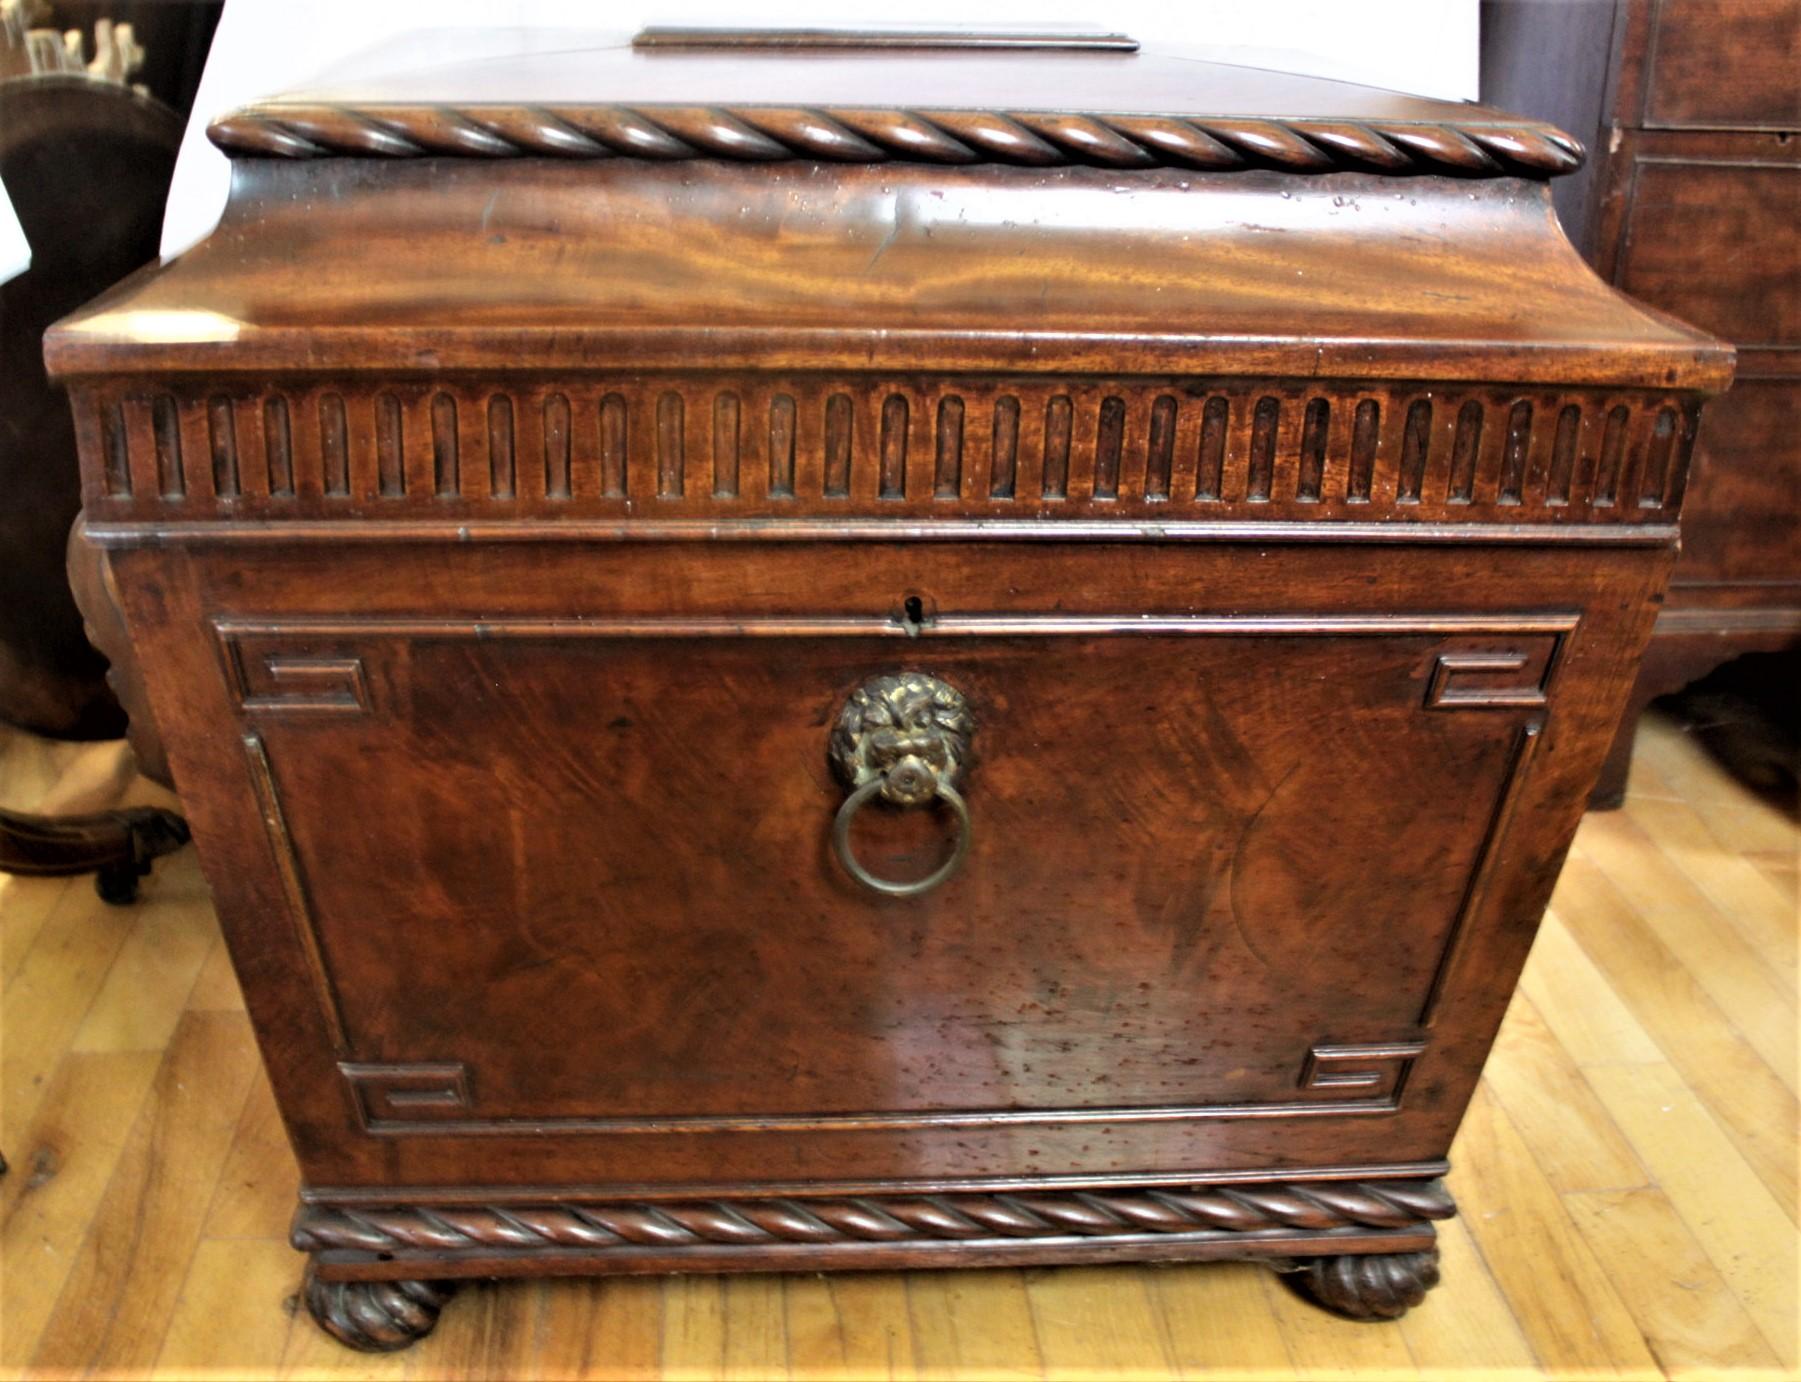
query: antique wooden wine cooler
47 30 1732 1349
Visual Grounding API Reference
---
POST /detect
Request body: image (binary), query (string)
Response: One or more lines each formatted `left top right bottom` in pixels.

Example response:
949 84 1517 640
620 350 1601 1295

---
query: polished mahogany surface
112 533 1668 1195
48 31 1731 1349
52 161 1719 388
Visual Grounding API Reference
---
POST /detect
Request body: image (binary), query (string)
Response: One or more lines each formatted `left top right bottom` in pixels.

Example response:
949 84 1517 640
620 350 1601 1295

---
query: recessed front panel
218 611 1558 1149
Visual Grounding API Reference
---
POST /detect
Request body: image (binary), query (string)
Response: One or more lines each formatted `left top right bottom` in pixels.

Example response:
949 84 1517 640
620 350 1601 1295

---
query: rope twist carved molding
209 104 1584 178
293 1179 1455 1254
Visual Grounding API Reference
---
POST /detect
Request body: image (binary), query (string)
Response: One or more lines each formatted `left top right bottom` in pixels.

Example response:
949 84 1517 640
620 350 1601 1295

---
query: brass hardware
632 28 1139 53
829 673 973 897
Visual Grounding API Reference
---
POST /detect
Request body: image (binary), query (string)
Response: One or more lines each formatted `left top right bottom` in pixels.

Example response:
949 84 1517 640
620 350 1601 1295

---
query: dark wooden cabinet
48 31 1730 1351
1484 0 1801 806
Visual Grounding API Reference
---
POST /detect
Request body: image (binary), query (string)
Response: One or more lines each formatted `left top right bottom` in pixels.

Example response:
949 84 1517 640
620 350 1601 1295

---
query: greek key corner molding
208 104 1583 178
293 1179 1456 1255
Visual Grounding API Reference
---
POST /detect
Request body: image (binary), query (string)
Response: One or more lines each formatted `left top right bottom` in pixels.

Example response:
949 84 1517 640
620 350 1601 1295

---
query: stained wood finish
1627 0 1800 130
65 373 1702 527
66 516 171 786
4 717 1792 1376
44 33 1731 1349
1484 0 1800 808
97 538 1674 1198
53 161 1723 388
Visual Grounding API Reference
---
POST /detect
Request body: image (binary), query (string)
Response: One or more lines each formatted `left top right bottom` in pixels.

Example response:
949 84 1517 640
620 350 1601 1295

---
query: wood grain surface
3 712 1792 1377
32 35 1745 1352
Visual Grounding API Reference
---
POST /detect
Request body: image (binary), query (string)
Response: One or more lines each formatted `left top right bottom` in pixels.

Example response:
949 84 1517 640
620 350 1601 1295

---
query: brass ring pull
831 775 972 898
828 673 974 899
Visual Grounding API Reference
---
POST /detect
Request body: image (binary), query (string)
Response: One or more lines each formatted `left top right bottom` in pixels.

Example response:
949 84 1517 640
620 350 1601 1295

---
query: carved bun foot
1287 1248 1442 1321
302 1262 456 1352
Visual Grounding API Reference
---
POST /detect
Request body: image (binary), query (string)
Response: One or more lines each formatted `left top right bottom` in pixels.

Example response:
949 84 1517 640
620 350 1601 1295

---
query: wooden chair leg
0 803 189 903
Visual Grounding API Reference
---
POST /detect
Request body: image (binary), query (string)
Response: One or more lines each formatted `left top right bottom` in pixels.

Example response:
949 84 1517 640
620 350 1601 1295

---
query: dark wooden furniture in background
0 11 178 738
47 31 1731 1351
0 797 187 902
0 516 190 904
1484 0 1801 807
0 6 187 900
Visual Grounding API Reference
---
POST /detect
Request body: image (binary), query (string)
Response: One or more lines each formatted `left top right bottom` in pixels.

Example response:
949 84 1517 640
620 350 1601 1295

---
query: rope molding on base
293 1178 1456 1255
209 104 1583 178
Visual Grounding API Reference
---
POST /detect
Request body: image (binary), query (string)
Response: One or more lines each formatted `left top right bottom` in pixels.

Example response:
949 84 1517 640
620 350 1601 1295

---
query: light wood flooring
2 711 1795 1379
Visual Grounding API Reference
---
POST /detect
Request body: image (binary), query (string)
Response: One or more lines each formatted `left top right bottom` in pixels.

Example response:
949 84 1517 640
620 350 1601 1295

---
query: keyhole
901 595 926 633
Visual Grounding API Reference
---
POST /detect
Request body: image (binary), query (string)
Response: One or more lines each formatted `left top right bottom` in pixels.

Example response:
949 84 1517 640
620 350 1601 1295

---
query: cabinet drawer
1671 377 1801 587
1616 157 1799 351
1639 0 1801 129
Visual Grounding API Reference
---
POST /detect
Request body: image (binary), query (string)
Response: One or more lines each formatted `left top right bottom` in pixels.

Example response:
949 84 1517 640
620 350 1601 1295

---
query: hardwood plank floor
1 710 1795 1379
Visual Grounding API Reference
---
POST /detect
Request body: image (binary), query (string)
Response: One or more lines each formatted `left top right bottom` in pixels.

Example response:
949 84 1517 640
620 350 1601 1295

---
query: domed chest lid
49 26 1730 398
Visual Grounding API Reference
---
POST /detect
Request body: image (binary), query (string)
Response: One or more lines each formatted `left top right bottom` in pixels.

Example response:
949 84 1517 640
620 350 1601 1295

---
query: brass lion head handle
828 673 973 897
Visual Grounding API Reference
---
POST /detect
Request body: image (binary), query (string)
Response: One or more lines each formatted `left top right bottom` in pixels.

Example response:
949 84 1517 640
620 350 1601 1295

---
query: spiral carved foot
303 1262 456 1352
1287 1248 1441 1321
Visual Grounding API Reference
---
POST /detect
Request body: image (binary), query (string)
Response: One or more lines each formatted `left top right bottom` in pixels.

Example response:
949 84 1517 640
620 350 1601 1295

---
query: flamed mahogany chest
46 29 1732 1349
